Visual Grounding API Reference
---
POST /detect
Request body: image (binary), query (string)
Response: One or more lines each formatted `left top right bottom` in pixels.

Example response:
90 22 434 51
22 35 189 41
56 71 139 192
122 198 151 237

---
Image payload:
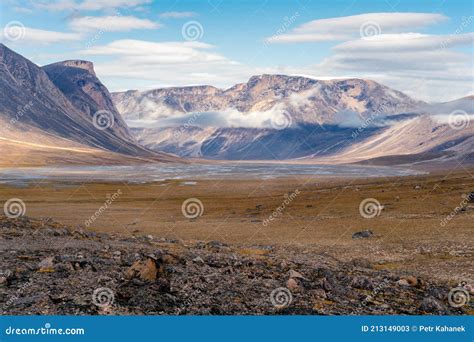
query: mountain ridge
112 74 425 125
0 43 180 165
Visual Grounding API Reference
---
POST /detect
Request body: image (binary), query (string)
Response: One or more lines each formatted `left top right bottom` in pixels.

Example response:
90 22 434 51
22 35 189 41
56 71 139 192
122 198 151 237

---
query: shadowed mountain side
131 124 384 160
310 115 474 166
42 60 133 143
0 44 180 163
0 117 164 167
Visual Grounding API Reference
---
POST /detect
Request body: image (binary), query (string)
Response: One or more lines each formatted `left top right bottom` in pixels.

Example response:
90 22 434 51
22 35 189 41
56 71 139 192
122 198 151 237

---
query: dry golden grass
1 169 473 282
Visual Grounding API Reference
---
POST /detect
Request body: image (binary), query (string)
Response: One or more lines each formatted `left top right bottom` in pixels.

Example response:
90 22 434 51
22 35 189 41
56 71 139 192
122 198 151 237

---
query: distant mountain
422 95 474 115
113 75 424 125
0 44 179 165
113 76 473 164
311 114 474 165
113 75 431 160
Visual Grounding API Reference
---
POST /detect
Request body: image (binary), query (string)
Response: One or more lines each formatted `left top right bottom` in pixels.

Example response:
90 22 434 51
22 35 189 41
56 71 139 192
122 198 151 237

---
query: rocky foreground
0 216 471 315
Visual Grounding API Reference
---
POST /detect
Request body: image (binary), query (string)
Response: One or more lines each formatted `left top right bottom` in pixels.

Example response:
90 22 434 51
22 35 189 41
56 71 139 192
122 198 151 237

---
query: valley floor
0 169 473 314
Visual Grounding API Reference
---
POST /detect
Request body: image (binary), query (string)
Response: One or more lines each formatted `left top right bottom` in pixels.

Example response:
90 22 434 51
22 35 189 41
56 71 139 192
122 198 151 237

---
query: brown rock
286 278 299 291
397 279 409 286
38 256 55 273
350 276 374 290
398 276 418 287
420 297 444 312
125 258 158 282
312 288 327 299
289 269 307 280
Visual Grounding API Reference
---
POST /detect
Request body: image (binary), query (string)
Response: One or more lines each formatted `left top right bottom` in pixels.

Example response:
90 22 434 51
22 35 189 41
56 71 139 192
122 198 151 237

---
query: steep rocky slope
0 44 179 164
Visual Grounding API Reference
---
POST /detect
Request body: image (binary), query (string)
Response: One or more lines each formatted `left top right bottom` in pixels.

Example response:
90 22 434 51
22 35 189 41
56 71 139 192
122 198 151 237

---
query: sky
0 0 473 102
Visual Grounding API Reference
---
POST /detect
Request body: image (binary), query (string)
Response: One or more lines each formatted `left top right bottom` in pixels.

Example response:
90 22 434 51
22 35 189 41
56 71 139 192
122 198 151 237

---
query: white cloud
79 39 262 89
12 6 33 14
70 15 160 32
128 105 290 129
307 32 474 101
334 32 474 52
266 12 447 43
159 12 197 19
34 0 151 11
0 26 81 44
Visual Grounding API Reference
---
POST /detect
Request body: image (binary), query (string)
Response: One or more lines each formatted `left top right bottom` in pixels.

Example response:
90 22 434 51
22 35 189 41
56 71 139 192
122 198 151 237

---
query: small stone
464 283 474 295
350 258 373 269
398 276 418 287
312 288 327 299
289 269 306 280
467 192 474 203
420 297 444 312
192 256 205 264
350 276 374 290
352 230 374 239
125 258 158 282
38 256 55 273
414 185 422 190
286 278 299 291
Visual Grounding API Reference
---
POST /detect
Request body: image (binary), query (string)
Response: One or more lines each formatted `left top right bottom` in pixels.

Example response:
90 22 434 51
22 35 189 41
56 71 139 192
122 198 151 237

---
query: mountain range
0 43 179 166
0 44 472 167
112 75 473 164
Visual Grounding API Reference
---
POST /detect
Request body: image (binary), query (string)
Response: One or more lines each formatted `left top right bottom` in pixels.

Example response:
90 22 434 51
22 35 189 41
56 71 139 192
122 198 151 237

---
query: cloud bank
266 12 447 43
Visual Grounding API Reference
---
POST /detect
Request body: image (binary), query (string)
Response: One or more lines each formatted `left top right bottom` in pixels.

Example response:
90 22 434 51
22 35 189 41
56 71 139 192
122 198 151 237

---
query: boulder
125 257 159 282
350 276 374 290
352 230 374 239
467 192 474 203
397 276 418 287
286 278 299 291
38 256 56 273
420 297 444 312
289 269 307 280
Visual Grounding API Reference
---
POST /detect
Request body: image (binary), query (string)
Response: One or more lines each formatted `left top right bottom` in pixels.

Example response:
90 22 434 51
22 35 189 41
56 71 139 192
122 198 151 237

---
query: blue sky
1 0 473 101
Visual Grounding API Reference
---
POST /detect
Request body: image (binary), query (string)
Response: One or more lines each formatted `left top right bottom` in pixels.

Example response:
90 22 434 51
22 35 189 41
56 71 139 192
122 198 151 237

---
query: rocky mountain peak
46 60 96 76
